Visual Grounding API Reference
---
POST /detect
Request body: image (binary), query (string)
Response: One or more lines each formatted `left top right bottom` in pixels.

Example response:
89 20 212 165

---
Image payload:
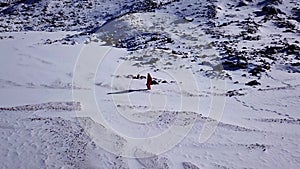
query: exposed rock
291 7 300 22
262 5 284 16
124 0 158 12
135 149 170 169
291 62 300 67
258 0 283 6
206 4 217 18
237 1 249 7
117 33 173 51
0 2 9 7
151 80 159 85
182 162 200 169
285 44 300 54
249 66 264 76
221 60 248 71
184 16 194 22
226 90 245 97
0 102 81 112
245 80 261 86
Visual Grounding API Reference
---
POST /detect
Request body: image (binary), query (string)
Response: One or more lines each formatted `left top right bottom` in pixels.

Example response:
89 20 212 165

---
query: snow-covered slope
0 0 300 168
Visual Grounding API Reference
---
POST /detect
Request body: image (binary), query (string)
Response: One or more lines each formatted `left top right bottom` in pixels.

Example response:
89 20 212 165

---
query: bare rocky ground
1 0 298 81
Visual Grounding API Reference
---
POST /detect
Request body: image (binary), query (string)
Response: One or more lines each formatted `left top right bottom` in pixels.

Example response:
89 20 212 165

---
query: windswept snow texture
1 0 300 169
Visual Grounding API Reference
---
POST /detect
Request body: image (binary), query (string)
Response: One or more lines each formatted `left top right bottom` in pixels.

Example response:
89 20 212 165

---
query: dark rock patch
117 33 173 51
226 90 245 97
249 66 265 76
245 80 261 86
182 161 200 169
221 59 248 71
257 0 283 6
262 5 284 16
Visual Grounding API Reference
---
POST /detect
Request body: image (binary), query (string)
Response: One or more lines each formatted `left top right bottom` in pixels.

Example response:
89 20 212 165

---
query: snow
1 0 300 168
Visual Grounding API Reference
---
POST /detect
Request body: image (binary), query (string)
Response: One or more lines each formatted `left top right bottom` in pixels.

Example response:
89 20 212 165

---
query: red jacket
146 73 152 90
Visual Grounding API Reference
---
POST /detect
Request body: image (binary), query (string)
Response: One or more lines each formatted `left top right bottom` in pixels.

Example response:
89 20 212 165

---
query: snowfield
1 0 300 169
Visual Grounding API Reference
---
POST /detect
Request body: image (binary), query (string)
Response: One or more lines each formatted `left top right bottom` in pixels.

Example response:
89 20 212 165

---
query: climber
146 73 152 90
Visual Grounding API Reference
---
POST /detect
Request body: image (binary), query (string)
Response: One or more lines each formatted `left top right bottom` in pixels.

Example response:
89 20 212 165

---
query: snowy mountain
0 0 300 168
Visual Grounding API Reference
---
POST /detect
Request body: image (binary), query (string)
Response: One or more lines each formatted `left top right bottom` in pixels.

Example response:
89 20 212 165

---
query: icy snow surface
0 0 300 168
